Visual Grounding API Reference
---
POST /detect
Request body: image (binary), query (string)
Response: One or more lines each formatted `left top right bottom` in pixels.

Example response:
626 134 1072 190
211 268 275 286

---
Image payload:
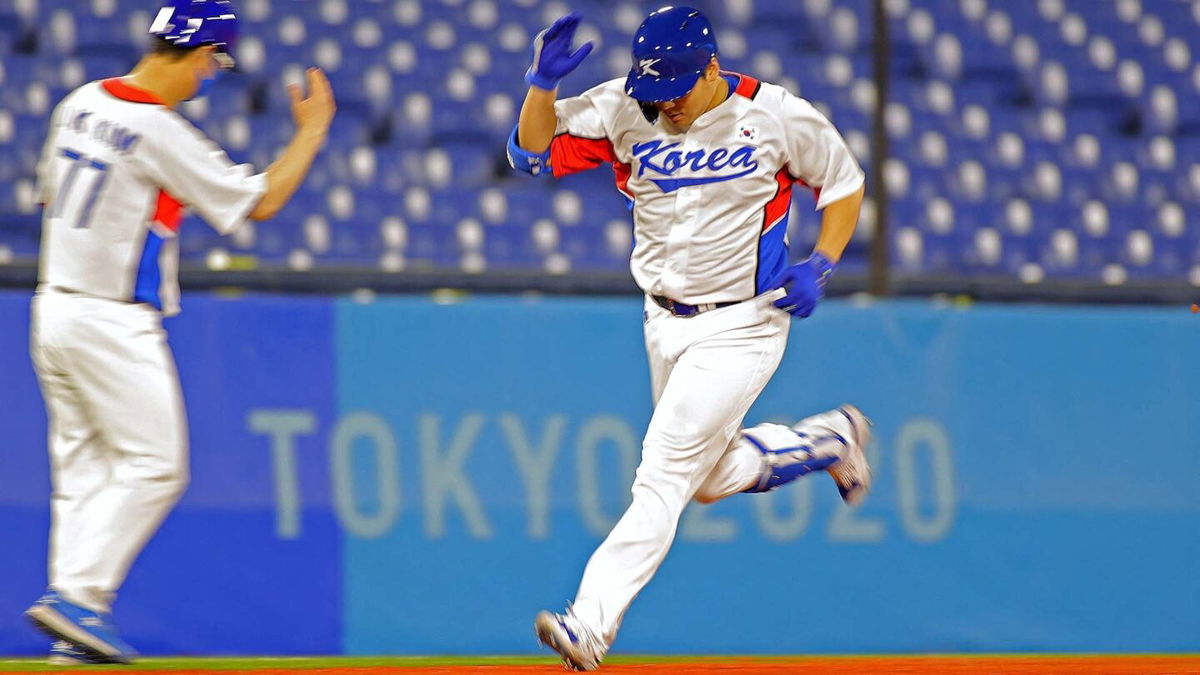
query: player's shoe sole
48 640 101 666
828 405 872 505
26 596 134 665
534 610 600 672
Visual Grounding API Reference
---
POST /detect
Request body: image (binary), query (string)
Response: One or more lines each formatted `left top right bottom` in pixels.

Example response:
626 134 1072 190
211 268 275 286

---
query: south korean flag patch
737 125 759 143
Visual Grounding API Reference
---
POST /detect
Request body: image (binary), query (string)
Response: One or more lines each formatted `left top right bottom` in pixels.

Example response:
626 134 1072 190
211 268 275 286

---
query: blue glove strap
525 67 561 92
809 251 836 288
506 125 552 177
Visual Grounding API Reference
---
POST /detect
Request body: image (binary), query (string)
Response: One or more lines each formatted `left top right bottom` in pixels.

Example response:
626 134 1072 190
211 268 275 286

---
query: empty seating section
0 0 1196 284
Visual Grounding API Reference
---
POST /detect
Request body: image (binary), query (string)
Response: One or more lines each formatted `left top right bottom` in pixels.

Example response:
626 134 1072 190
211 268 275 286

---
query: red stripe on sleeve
550 134 617 178
153 191 184 232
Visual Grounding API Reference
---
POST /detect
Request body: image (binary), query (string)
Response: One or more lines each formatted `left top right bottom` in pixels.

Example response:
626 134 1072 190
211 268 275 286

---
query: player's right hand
773 252 836 319
288 67 336 137
526 11 594 91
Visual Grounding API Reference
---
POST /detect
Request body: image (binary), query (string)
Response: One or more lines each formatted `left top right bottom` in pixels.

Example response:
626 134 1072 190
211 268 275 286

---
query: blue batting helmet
148 0 240 65
624 6 718 103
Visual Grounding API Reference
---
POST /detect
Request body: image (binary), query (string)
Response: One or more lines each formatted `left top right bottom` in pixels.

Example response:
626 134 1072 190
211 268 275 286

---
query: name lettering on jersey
631 140 759 193
59 106 141 155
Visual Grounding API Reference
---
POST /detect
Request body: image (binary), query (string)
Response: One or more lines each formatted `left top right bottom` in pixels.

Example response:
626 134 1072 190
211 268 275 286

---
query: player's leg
565 298 790 655
29 299 185 663
693 406 873 504
534 299 686 669
29 298 116 603
40 361 114 601
25 294 140 663
58 301 189 611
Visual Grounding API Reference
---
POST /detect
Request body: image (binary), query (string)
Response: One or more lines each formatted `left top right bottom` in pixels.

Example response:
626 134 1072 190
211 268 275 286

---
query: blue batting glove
525 11 594 91
772 252 836 319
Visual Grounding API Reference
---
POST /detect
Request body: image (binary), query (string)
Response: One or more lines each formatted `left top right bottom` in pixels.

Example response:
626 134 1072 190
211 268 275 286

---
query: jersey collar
101 78 165 105
725 72 762 100
687 71 761 130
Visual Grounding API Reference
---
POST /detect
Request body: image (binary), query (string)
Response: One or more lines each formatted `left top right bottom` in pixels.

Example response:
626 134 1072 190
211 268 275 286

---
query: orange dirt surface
104 656 1200 675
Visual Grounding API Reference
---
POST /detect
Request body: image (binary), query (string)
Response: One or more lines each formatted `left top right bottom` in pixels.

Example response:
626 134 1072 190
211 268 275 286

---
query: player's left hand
525 11 594 91
288 67 336 137
772 252 836 319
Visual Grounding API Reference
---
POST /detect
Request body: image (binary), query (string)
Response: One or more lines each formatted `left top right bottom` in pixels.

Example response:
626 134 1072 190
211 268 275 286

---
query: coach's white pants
30 290 188 614
571 291 803 649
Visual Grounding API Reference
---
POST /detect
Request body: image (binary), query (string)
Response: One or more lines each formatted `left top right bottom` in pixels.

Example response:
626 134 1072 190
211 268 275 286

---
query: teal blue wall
1 292 1196 655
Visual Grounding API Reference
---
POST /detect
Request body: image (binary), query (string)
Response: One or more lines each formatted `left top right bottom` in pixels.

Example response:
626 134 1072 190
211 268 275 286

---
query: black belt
652 295 743 318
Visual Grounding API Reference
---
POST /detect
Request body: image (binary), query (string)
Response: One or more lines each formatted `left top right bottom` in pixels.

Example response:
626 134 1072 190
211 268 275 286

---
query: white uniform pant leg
32 293 189 613
31 303 115 609
571 296 789 648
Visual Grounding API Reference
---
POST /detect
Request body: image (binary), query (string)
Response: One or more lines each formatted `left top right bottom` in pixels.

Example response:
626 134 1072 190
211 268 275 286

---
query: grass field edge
1 652 1199 671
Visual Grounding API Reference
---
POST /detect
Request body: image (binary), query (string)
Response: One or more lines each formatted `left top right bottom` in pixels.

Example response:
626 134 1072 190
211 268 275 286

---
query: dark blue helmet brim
624 69 704 103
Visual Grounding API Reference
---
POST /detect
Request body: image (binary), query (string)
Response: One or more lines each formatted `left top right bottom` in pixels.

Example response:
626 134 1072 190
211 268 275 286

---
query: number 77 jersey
523 73 864 305
36 78 266 316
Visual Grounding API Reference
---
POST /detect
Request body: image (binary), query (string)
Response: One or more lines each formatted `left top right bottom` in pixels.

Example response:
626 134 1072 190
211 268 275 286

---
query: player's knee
629 478 689 529
692 491 720 505
165 469 190 500
123 457 189 499
147 467 188 500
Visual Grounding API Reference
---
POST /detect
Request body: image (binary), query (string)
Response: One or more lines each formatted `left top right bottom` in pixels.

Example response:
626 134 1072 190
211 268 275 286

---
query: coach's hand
773 252 835 319
288 67 336 137
250 68 337 221
526 11 594 91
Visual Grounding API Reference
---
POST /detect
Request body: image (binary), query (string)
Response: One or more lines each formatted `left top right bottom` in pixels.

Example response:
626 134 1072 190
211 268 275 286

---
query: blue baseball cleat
25 590 137 664
48 640 103 666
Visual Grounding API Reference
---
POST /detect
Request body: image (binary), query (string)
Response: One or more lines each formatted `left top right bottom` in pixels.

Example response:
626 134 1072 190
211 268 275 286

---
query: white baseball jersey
36 78 266 316
548 73 864 304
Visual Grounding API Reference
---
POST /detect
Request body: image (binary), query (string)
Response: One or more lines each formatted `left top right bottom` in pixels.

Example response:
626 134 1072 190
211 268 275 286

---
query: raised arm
508 12 593 174
250 67 336 221
518 86 559 154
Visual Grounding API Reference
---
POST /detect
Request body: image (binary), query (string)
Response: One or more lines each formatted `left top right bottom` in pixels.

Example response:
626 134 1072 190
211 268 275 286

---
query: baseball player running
508 7 870 670
23 0 335 664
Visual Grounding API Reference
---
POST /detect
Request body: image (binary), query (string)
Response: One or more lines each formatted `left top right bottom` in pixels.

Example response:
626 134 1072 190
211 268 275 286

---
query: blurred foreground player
24 0 335 664
508 8 871 670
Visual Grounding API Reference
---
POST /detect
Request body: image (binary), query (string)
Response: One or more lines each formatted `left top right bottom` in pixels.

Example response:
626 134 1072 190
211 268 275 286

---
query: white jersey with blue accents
36 78 266 316
545 73 864 305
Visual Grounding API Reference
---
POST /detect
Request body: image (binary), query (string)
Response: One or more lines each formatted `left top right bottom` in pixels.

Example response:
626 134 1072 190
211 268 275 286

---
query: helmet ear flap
639 101 659 125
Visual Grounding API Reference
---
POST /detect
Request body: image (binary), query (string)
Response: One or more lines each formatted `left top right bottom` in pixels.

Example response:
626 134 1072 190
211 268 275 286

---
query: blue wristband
810 251 836 286
525 67 561 92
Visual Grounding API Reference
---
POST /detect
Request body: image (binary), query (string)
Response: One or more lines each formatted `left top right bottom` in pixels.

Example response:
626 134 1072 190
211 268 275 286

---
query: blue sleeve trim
506 125 552 177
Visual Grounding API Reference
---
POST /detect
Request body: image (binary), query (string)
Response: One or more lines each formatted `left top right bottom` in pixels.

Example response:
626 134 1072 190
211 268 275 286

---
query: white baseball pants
570 291 851 650
30 289 188 614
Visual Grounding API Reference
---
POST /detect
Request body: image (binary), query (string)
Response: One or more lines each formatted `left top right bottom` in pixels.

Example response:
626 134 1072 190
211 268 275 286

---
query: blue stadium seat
0 0 1196 281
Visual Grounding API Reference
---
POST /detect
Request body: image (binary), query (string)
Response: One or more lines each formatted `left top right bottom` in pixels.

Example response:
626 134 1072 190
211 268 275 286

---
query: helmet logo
639 58 662 76
148 6 176 33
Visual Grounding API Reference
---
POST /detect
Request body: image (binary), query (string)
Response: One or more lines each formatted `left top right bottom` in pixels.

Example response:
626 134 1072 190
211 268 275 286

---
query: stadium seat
0 0 1196 284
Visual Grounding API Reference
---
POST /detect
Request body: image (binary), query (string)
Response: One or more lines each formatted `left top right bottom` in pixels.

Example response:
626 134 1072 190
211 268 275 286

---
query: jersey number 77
49 147 109 229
